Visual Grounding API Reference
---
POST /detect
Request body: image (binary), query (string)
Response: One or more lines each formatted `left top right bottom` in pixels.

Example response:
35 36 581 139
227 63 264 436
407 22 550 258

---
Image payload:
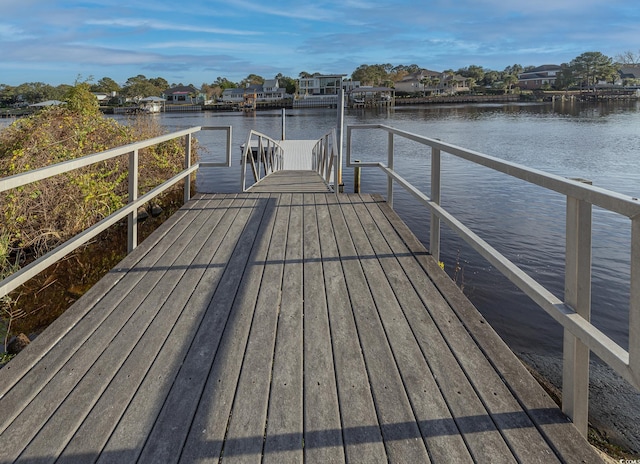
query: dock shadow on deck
0 191 603 463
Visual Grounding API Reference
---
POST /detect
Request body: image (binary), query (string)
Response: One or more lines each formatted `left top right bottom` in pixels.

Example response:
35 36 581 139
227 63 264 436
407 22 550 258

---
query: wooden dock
0 172 603 463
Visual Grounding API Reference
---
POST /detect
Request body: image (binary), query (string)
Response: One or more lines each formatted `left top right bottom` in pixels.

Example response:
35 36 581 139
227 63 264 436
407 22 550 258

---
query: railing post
630 215 640 386
128 149 139 253
387 132 394 207
184 133 192 203
430 146 441 262
562 180 593 437
337 89 344 192
281 108 286 140
354 160 361 193
258 136 263 179
324 134 330 180
241 144 247 191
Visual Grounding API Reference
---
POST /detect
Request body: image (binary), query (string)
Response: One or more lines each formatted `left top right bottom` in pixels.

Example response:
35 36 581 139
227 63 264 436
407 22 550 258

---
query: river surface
7 101 638 359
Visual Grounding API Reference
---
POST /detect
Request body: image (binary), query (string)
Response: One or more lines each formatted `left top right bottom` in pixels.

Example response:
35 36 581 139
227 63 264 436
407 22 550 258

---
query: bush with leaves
0 83 195 258
0 83 197 340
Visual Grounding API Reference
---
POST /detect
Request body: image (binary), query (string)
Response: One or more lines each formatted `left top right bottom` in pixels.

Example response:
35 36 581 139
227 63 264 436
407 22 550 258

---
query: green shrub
0 88 196 257
0 84 198 338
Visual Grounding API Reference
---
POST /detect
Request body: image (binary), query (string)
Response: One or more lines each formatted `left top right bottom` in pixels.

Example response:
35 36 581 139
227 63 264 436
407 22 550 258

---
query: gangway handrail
241 129 338 193
0 126 232 301
346 123 640 437
312 128 338 189
241 130 284 191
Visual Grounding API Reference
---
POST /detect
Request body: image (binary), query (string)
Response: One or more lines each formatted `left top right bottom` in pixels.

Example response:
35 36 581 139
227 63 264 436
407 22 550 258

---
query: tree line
351 51 640 91
2 49 639 107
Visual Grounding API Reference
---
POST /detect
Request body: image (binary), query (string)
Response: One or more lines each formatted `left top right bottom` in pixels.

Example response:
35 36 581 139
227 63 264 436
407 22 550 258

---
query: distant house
342 79 361 93
92 92 112 103
517 65 562 90
394 70 468 95
294 74 355 107
259 79 289 101
618 65 640 85
163 85 201 104
297 74 346 96
221 87 247 104
221 81 290 104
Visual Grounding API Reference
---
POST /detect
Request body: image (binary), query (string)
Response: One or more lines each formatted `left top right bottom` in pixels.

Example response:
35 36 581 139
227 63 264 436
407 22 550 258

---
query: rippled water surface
10 100 637 357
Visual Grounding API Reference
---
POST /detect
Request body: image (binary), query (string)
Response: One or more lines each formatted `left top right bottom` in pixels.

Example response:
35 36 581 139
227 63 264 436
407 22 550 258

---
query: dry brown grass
0 100 197 340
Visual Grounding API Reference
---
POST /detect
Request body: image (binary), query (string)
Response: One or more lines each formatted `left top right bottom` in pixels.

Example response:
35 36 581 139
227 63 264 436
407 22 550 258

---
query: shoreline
518 351 640 459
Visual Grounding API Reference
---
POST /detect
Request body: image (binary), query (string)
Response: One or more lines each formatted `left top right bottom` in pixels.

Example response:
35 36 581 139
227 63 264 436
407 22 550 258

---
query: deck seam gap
315 193 349 463
0 194 213 409
29 195 223 462
348 193 436 462
134 193 251 460
328 194 389 461
216 192 280 459
261 192 292 458
70 195 229 460
364 194 478 460
373 195 529 461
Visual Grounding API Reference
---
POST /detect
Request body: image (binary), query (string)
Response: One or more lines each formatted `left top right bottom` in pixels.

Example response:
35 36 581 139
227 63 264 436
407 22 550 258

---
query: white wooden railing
241 129 338 192
0 126 232 301
312 128 338 188
240 130 284 191
346 123 640 437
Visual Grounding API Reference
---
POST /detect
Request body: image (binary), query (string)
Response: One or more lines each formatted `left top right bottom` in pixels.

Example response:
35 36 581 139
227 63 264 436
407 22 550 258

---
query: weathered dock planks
247 169 332 193
0 173 604 463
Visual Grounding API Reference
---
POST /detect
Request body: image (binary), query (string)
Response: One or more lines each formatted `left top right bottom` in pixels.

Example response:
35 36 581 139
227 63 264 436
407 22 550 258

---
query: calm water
7 101 638 358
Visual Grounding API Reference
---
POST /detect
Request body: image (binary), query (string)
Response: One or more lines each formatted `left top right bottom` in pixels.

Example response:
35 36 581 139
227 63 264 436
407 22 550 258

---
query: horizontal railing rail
241 130 284 191
311 128 338 191
346 123 640 437
0 126 232 301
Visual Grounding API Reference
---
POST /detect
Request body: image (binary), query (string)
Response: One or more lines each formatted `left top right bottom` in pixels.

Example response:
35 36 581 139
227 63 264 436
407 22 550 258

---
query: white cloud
0 23 36 41
227 0 336 22
141 40 268 52
86 19 261 36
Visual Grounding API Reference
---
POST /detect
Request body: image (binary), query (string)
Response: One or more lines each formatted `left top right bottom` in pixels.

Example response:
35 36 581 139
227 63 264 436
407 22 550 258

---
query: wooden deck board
21 194 237 462
0 195 224 462
263 193 304 464
317 194 387 463
343 193 475 464
0 173 604 464
370 194 600 463
178 193 278 464
329 194 430 463
247 170 331 193
60 194 246 462
357 196 546 460
134 194 271 463
302 193 344 463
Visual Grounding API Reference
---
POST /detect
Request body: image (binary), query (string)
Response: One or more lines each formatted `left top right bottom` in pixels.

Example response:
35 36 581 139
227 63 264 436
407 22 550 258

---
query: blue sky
1 0 639 87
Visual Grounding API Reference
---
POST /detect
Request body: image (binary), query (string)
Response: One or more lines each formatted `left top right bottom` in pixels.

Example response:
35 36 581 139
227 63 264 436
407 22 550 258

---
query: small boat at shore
138 96 166 113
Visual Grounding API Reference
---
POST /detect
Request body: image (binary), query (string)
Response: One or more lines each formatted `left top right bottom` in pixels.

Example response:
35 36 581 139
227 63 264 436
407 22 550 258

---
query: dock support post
184 133 192 204
354 160 361 193
337 89 344 192
562 179 593 437
281 108 286 140
430 146 441 262
127 149 139 253
630 216 640 387
387 132 394 207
